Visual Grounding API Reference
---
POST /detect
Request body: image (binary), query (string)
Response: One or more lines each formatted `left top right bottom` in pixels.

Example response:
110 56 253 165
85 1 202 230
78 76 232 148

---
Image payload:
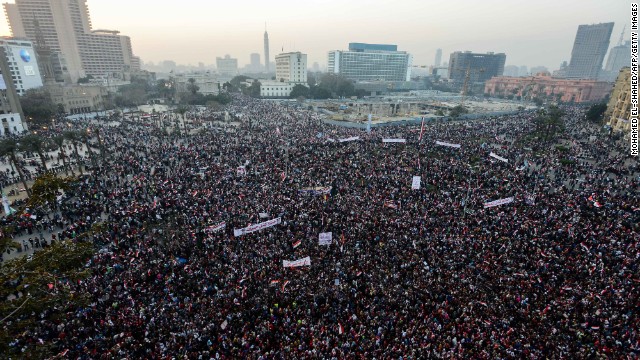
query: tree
532 97 544 107
290 84 310 99
309 86 331 99
449 105 468 118
0 139 31 196
52 135 71 176
586 103 608 124
187 78 199 95
18 134 49 171
80 129 98 170
0 226 20 254
246 80 261 98
20 89 56 129
63 131 83 174
0 237 97 358
27 172 72 209
535 105 565 143
175 105 189 130
156 79 175 101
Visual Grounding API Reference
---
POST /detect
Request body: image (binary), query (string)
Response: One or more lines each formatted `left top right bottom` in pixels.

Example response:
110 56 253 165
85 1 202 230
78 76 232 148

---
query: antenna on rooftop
618 25 625 45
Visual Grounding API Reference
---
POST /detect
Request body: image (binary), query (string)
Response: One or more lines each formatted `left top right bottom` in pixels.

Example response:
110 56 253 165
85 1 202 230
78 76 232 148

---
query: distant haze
0 0 630 70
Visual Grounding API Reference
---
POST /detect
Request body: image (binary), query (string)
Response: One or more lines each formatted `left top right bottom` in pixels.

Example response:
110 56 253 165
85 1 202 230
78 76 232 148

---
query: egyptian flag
418 116 425 142
281 280 290 292
292 240 301 249
338 322 344 335
270 279 280 286
593 201 602 208
281 171 287 182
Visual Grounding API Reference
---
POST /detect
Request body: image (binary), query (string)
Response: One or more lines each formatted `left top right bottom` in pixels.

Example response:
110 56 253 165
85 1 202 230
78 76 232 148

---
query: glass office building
328 43 412 82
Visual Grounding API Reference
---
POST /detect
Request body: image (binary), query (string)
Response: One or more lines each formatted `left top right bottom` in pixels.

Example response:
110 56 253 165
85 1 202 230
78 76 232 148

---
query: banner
338 136 360 142
382 139 406 143
483 197 514 209
283 256 311 268
435 141 461 149
205 221 226 233
384 200 399 209
319 232 333 246
299 186 332 196
489 152 508 163
411 176 421 190
234 217 281 237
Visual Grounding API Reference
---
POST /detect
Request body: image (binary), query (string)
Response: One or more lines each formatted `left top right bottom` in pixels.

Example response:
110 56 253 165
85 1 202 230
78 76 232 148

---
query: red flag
418 116 425 142
338 322 344 335
281 171 286 182
270 279 280 286
292 240 301 248
281 280 290 292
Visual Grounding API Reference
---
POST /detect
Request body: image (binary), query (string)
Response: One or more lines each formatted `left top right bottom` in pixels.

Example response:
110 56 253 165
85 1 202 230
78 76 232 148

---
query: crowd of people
2 94 639 358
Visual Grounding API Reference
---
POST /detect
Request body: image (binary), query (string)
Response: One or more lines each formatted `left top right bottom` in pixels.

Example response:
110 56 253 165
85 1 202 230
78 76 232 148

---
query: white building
216 55 238 79
0 37 43 95
172 72 221 99
0 46 27 135
260 81 295 98
275 52 307 84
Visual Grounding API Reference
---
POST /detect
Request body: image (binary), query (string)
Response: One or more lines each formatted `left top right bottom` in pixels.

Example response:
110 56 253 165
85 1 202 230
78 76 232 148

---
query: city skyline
0 0 630 71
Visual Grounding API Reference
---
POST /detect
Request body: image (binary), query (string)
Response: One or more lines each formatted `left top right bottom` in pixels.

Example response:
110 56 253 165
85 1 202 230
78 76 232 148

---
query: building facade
275 52 307 84
434 48 442 67
260 81 294 98
448 51 506 91
3 0 139 82
328 43 412 82
0 37 43 95
45 83 107 114
172 72 220 99
605 67 631 132
484 74 612 104
216 55 238 79
602 41 630 81
565 22 614 79
0 46 27 135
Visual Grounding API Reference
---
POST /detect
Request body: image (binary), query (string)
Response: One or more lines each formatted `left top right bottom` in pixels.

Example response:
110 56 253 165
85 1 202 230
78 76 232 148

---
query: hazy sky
0 0 630 70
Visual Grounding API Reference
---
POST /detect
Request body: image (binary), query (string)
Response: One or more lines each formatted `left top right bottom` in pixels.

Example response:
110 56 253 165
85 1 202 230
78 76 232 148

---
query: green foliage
27 172 72 208
290 84 310 99
76 75 94 84
20 89 56 128
244 80 261 98
116 81 149 107
559 158 576 166
555 145 569 153
0 239 96 357
586 103 608 123
449 105 468 118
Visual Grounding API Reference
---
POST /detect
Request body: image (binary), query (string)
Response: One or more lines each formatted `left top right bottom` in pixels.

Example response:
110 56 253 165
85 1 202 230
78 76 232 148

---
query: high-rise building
0 37 43 95
264 27 270 73
0 46 27 135
565 22 614 79
327 43 412 82
434 48 442 67
518 65 528 77
275 52 307 84
503 65 519 77
250 53 261 71
603 40 630 81
216 55 238 79
3 0 139 82
448 51 506 90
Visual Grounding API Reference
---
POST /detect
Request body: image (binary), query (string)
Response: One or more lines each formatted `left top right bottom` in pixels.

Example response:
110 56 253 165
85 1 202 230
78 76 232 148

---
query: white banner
319 232 333 246
205 221 226 233
435 141 461 149
489 152 509 163
338 136 360 142
483 197 514 209
411 176 421 190
234 217 281 237
382 138 406 143
283 256 311 268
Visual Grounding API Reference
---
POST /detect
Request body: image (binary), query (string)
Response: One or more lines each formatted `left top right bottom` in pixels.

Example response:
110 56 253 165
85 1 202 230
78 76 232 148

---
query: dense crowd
3 95 639 358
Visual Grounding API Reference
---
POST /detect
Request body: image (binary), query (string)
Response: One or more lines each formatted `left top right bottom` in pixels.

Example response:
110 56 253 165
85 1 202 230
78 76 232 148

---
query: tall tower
264 24 270 73
434 48 442 67
566 22 614 79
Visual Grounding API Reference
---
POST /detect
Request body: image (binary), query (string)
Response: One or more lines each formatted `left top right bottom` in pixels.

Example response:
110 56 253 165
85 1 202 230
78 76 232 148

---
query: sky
0 0 630 70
